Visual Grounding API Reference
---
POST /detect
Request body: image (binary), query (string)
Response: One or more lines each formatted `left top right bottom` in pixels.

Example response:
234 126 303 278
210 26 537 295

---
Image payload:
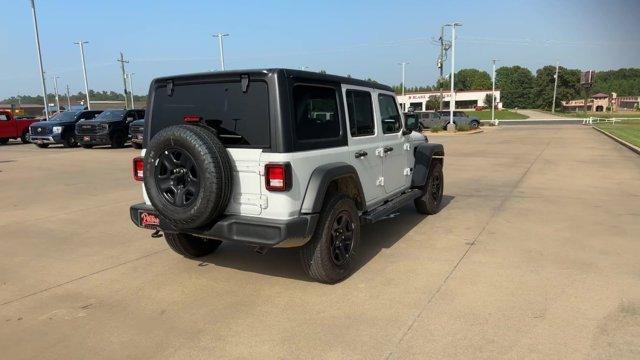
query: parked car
129 118 145 149
0 110 39 144
129 69 445 283
29 110 102 148
404 111 448 129
436 110 481 129
75 108 145 148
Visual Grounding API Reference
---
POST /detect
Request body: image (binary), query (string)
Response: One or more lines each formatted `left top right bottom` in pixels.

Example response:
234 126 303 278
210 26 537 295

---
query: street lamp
491 59 499 125
212 33 229 70
74 41 91 109
398 62 409 96
552 61 559 114
444 22 462 132
127 73 135 108
53 76 60 112
28 0 49 119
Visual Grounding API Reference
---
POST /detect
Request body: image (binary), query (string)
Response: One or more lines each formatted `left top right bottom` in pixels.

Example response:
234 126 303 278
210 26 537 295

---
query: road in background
1 126 639 359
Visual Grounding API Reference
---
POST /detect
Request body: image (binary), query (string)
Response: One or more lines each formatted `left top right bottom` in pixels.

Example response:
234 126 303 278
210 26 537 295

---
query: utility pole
398 62 408 96
28 0 49 120
212 33 229 70
551 61 559 114
127 73 135 108
117 52 129 109
437 26 445 111
53 76 60 112
491 59 498 125
66 84 71 110
74 41 91 109
445 22 462 132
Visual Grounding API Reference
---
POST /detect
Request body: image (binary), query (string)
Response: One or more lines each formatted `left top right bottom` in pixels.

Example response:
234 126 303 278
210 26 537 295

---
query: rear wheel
469 120 480 129
82 144 93 149
164 232 221 258
35 143 49 148
132 142 142 149
414 161 444 215
0 138 9 145
300 193 360 284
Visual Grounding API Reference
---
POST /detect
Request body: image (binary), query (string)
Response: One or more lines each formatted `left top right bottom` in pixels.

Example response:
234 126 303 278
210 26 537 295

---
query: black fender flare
411 143 445 188
301 162 366 214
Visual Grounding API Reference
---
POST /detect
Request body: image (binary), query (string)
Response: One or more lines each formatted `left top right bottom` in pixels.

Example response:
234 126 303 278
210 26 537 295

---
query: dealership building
397 89 501 112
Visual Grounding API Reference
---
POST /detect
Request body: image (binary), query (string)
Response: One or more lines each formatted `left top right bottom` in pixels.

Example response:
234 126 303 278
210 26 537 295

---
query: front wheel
414 161 444 215
35 143 49 148
300 193 360 284
82 144 93 149
21 131 30 143
110 131 126 148
63 133 78 148
132 142 142 149
164 232 221 258
469 120 480 129
0 138 9 145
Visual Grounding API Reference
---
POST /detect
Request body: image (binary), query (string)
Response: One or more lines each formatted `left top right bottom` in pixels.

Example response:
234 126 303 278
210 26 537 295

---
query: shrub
430 127 442 133
456 124 471 132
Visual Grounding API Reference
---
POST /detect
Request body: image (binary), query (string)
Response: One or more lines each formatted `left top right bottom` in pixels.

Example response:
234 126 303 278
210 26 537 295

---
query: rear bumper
130 203 318 248
77 134 110 145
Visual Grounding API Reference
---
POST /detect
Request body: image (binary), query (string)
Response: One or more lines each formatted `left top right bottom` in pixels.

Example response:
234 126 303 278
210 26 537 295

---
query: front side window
346 90 374 137
293 85 340 141
378 94 402 134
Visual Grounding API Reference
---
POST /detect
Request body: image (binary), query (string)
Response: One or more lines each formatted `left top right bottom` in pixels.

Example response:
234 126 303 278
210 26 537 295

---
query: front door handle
383 146 394 153
354 150 368 159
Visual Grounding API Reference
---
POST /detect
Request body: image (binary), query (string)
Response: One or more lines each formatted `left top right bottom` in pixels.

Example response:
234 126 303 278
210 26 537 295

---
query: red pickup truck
0 110 38 144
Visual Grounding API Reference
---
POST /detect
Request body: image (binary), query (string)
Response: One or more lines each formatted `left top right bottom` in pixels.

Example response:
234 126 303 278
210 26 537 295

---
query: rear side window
0 114 8 121
378 94 402 134
345 90 374 137
150 81 270 148
292 85 340 141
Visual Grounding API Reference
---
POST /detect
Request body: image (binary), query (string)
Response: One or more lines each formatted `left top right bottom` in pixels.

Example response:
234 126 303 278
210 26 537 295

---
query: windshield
48 111 79 122
94 110 125 121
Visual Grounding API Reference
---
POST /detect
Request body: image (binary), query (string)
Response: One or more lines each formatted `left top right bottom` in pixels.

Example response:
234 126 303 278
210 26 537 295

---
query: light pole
212 33 229 70
53 76 60 112
552 61 559 114
445 22 462 132
66 84 71 110
398 62 409 96
74 41 91 109
117 52 129 109
28 0 49 120
491 59 498 125
127 73 135 108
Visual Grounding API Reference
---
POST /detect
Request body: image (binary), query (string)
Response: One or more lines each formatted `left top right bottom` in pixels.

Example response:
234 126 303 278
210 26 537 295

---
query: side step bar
360 189 422 224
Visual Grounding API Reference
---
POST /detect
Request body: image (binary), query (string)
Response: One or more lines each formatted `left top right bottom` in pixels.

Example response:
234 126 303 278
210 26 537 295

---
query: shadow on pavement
195 195 455 282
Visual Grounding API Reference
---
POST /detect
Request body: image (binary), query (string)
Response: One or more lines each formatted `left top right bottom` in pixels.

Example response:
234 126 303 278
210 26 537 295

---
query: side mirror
404 115 419 133
126 117 134 122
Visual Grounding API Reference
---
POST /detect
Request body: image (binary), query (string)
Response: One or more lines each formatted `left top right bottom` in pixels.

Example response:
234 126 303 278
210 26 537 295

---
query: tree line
391 67 640 111
1 90 147 106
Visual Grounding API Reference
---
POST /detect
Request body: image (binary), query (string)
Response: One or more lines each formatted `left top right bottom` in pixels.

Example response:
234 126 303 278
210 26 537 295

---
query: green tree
532 65 581 111
455 68 492 90
591 68 640 96
496 66 535 108
425 95 441 110
484 93 495 108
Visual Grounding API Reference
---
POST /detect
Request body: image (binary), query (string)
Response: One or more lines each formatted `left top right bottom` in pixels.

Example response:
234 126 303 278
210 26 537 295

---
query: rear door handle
354 150 368 159
383 146 394 153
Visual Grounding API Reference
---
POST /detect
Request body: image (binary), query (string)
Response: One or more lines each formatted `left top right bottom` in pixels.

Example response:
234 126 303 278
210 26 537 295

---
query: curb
424 129 484 136
592 126 640 156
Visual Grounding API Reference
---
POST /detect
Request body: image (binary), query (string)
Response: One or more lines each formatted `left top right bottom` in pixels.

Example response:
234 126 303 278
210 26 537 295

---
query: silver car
437 110 481 129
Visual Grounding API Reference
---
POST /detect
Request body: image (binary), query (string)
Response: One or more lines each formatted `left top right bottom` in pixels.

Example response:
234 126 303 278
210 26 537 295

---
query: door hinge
404 168 412 176
403 143 411 151
376 177 384 186
375 148 385 157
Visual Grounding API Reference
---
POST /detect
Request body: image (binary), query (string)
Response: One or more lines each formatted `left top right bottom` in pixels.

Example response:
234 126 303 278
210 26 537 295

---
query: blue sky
2 0 639 99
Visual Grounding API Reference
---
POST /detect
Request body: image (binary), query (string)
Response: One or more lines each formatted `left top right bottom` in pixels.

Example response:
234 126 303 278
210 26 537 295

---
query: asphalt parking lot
1 125 639 359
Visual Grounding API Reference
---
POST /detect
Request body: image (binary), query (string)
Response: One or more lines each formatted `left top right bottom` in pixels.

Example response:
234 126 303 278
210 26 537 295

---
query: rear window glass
150 81 270 148
293 85 340 141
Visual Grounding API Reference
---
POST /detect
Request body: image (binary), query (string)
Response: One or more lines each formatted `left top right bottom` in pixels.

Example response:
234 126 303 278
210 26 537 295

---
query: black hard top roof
152 68 394 92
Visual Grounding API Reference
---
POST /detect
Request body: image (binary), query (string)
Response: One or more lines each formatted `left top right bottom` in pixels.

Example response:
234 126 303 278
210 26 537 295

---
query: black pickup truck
75 109 145 148
128 118 145 149
30 110 102 148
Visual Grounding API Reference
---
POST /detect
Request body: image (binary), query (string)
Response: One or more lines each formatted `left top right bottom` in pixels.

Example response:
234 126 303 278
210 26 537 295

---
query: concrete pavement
1 126 639 359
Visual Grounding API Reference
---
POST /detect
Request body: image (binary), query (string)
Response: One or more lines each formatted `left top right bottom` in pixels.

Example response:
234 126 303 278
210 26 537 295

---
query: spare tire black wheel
144 125 232 229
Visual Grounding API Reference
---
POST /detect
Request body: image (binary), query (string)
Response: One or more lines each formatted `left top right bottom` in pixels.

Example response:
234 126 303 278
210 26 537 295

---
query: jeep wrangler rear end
130 69 444 283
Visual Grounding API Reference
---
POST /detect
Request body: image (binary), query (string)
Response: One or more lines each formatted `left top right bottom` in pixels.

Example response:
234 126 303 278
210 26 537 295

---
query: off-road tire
164 232 221 258
62 133 77 148
0 138 9 145
82 144 93 149
300 193 360 284
144 125 232 229
132 142 142 149
35 143 49 148
110 131 126 148
414 161 443 215
20 131 30 144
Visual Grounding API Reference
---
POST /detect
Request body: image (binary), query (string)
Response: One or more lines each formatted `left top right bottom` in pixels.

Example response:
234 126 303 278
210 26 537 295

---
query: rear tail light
183 115 202 123
265 163 291 192
133 157 144 181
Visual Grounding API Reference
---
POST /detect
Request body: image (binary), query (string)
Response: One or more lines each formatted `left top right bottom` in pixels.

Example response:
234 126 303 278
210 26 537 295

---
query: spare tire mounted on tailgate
144 125 232 229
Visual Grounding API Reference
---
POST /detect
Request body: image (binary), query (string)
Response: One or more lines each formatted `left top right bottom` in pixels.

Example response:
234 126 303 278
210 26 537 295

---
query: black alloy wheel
155 148 200 208
430 171 442 203
330 211 355 266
